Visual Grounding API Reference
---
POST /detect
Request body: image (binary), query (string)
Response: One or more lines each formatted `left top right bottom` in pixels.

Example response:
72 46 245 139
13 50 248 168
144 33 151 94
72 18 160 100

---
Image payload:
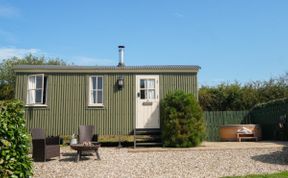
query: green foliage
252 97 288 110
161 90 205 147
0 84 14 100
0 54 67 100
199 73 288 111
0 100 32 177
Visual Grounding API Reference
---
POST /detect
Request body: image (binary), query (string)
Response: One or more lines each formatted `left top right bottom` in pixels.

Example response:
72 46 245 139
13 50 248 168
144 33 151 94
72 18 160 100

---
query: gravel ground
33 142 288 178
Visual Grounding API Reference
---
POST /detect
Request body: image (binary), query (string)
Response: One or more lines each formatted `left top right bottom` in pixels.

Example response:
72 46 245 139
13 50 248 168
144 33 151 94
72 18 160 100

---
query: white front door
136 75 160 129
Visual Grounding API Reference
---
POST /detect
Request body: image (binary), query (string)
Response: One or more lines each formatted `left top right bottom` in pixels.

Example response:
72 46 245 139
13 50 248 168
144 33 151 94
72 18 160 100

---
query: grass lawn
223 171 288 178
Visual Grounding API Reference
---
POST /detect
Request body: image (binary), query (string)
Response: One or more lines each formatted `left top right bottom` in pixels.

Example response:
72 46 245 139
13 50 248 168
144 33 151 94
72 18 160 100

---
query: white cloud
0 47 40 60
70 56 116 66
0 5 19 18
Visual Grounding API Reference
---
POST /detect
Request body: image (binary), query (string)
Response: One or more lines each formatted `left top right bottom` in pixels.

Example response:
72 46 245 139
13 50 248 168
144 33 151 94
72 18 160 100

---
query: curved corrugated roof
14 65 200 69
13 65 201 73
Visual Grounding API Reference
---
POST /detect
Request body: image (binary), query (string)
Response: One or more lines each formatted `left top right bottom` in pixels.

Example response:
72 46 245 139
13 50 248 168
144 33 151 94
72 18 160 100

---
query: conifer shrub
0 100 32 177
161 90 205 147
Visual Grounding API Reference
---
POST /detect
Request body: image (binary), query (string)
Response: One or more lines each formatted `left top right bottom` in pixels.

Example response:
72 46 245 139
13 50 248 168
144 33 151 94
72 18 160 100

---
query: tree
0 84 13 101
0 54 67 100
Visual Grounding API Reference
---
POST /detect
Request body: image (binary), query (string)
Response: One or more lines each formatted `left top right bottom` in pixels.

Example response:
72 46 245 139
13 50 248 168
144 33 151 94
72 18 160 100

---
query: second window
89 76 103 106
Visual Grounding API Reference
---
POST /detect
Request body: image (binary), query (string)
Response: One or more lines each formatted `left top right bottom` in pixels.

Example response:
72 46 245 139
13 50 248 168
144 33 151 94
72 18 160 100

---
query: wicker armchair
31 128 60 162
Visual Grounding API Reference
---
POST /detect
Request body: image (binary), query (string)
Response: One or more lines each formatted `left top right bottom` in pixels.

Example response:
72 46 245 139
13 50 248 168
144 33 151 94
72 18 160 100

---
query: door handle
137 92 140 97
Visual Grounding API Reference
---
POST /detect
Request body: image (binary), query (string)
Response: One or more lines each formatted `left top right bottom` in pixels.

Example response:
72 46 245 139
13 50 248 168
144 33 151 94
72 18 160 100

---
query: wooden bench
237 133 258 142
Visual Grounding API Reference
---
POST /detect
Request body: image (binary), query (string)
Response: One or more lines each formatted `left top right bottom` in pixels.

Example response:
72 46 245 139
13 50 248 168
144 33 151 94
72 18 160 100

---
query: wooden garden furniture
237 133 258 142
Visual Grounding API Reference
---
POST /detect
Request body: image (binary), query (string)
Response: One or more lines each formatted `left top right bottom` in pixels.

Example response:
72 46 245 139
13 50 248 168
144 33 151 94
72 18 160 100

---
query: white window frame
26 74 46 106
89 76 104 106
140 78 156 100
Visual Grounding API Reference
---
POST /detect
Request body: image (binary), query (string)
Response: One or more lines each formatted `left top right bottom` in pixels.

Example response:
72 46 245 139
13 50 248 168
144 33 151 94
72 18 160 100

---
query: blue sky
0 0 288 86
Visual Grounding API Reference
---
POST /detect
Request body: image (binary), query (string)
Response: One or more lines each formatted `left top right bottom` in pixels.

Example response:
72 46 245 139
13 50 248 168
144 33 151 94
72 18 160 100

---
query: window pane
36 76 43 89
28 90 35 104
97 91 103 103
140 79 145 89
92 77 97 90
97 77 102 89
147 79 155 89
140 90 146 99
35 89 42 103
28 76 36 89
148 89 155 99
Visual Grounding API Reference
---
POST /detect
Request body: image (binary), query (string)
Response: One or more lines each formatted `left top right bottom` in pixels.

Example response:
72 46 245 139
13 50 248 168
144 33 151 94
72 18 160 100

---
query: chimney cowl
117 45 125 67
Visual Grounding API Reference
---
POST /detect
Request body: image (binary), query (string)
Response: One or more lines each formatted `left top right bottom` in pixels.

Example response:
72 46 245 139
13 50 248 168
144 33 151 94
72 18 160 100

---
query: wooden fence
204 99 288 141
204 111 250 141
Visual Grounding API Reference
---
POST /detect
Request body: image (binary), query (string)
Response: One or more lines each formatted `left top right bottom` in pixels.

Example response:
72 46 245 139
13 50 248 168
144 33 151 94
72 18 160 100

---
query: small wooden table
70 143 101 162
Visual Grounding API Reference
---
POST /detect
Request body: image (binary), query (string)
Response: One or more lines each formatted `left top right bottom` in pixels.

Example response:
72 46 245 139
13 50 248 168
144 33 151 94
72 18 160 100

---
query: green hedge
0 100 32 177
161 90 206 147
251 97 288 110
199 74 288 111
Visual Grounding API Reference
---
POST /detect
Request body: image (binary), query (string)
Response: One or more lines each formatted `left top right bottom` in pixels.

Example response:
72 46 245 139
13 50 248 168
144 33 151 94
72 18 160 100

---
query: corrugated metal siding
160 74 198 99
16 73 135 136
15 72 198 136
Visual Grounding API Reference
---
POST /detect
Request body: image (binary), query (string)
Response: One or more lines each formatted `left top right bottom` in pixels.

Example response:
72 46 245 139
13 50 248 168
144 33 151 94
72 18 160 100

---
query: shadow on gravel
59 157 76 162
60 152 95 162
60 157 91 162
62 152 77 157
251 147 288 165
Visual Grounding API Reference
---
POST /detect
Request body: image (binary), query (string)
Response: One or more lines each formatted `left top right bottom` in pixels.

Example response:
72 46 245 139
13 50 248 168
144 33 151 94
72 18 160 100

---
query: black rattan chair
31 128 60 162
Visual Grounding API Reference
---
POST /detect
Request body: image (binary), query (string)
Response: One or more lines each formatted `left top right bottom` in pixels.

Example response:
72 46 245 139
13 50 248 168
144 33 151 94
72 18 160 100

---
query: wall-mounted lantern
117 76 124 90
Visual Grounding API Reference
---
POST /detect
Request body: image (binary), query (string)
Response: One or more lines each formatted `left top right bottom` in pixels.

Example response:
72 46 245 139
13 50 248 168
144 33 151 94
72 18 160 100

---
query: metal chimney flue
117 45 125 67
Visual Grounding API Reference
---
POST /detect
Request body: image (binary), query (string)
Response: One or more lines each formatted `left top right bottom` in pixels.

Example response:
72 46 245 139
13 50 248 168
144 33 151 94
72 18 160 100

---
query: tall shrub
0 100 32 177
161 90 205 147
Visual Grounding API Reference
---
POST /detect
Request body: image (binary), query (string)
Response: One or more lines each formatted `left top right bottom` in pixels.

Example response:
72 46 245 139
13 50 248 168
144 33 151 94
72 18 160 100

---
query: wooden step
135 137 162 143
135 135 161 139
135 128 161 135
134 128 162 148
135 142 162 147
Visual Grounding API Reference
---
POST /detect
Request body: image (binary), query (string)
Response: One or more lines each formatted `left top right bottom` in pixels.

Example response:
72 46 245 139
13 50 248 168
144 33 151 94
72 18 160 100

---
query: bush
251 97 288 110
0 100 32 177
161 90 205 147
199 73 288 111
